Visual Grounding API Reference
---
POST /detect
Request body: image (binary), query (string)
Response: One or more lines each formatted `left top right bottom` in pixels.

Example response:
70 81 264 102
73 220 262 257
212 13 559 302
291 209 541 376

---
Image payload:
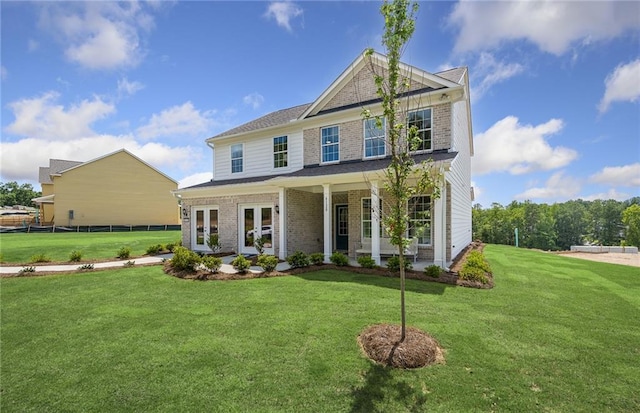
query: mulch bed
165 241 493 289
357 324 445 369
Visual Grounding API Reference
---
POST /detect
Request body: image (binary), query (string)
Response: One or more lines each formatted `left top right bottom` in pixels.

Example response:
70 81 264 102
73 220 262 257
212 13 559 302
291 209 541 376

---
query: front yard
1 244 638 412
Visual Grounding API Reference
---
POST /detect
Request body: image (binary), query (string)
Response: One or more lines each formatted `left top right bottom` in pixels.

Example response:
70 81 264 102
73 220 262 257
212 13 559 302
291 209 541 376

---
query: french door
240 205 274 255
192 207 218 252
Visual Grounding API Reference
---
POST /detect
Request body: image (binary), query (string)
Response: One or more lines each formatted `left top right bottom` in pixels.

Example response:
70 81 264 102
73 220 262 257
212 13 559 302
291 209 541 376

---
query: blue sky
1 1 639 207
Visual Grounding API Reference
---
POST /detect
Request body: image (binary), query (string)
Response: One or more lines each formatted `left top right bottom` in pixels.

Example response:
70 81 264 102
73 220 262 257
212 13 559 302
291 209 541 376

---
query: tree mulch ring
357 323 445 369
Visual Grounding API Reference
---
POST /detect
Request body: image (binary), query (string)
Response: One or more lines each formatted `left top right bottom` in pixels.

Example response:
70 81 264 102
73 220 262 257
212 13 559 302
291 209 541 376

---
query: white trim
191 206 219 252
238 204 275 255
323 184 332 262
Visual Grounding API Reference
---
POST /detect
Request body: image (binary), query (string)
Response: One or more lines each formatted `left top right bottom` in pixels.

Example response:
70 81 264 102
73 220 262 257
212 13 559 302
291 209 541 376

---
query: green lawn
1 244 638 412
0 231 181 263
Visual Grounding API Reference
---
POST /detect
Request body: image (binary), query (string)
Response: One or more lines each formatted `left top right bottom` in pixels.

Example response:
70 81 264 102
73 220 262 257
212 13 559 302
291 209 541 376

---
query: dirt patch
357 324 445 369
552 251 640 267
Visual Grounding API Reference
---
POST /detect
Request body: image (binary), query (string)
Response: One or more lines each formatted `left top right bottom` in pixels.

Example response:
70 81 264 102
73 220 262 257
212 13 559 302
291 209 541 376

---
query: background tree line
1 181 42 208
472 197 640 249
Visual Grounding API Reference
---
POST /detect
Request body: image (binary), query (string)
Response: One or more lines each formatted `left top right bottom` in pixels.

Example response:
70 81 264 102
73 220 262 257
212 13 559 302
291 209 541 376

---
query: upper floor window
321 126 339 163
407 108 432 152
364 118 386 158
231 144 243 173
273 136 288 168
408 195 431 245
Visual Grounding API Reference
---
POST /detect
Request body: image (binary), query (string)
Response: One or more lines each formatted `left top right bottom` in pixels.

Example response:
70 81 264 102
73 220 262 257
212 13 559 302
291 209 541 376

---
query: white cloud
449 1 640 55
178 172 213 189
136 102 215 140
264 1 303 32
117 77 144 97
472 116 578 175
0 136 199 183
589 163 640 187
471 52 525 99
598 59 640 113
243 92 265 110
582 189 632 202
28 39 39 52
4 91 115 141
1 66 7 81
515 171 581 201
39 2 155 69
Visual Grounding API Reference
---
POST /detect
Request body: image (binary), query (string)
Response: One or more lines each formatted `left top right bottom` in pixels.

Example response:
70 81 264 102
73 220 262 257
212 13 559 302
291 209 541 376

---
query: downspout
206 141 215 181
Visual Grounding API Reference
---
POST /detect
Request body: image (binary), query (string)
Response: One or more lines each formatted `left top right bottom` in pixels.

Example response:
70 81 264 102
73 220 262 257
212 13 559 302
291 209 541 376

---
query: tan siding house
34 149 179 226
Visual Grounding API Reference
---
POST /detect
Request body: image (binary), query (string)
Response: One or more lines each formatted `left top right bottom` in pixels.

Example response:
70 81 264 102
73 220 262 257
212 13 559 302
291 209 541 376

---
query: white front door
192 207 218 252
240 205 274 255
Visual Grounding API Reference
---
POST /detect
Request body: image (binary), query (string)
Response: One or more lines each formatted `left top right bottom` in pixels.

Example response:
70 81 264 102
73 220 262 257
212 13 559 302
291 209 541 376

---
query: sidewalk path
1 254 292 275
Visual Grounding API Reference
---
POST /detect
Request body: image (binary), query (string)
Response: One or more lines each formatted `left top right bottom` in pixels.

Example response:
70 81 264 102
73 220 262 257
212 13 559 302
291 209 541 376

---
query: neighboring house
33 149 179 227
174 51 474 268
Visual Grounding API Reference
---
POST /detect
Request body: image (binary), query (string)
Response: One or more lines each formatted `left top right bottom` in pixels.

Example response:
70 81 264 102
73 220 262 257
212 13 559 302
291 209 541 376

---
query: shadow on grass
293 270 451 295
350 363 427 413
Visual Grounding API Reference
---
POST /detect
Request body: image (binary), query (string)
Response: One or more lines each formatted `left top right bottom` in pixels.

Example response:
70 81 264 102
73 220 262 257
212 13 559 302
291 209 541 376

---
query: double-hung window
321 126 339 163
231 144 243 173
361 198 384 238
408 195 431 245
364 118 386 158
407 108 432 152
273 136 288 168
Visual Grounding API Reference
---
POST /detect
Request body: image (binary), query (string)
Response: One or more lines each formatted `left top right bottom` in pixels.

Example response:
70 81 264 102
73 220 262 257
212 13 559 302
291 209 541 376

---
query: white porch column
323 184 332 263
433 178 447 268
278 187 287 260
371 180 381 265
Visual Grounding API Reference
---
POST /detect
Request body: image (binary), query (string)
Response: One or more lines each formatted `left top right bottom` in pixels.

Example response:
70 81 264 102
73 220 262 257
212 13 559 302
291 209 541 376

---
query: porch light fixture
182 207 189 219
275 205 280 214
440 93 449 101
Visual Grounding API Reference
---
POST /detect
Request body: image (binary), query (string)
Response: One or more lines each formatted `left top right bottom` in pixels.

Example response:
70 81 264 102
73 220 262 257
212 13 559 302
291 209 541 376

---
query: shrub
165 242 177 252
170 246 202 272
309 252 325 265
254 237 268 255
30 253 51 263
69 250 83 262
257 255 279 273
207 234 221 253
117 246 131 259
19 266 35 274
231 254 251 274
146 244 163 255
424 265 442 278
77 263 94 271
386 256 413 271
202 256 223 273
464 251 492 273
330 251 349 266
286 251 310 269
357 255 377 269
459 250 491 284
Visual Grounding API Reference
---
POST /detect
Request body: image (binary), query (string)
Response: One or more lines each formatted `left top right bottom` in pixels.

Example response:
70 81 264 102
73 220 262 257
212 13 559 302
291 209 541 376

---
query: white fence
570 245 638 254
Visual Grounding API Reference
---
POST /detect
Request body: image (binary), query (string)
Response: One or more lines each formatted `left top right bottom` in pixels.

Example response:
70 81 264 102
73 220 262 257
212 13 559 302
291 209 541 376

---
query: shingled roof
38 159 83 184
184 150 457 190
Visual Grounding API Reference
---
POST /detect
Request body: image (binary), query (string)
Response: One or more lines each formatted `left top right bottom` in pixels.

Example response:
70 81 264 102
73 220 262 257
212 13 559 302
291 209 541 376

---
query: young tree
363 0 441 342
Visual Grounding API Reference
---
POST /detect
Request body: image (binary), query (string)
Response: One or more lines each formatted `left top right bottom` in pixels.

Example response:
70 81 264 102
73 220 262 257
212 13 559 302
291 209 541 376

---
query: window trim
408 195 432 246
361 197 384 239
273 135 288 169
231 143 244 174
363 118 386 159
320 125 340 164
407 108 433 153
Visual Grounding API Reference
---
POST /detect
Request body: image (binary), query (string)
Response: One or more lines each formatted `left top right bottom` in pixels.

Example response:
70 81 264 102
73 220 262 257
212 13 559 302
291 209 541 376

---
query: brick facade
286 189 323 255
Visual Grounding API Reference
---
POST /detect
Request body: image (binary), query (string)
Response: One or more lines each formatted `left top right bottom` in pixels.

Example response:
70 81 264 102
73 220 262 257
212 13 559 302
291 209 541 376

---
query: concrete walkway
0 253 293 275
1 253 435 275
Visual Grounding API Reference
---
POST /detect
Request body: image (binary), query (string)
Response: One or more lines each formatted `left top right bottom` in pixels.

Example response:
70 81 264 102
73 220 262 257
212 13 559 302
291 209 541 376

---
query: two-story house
174 51 473 268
